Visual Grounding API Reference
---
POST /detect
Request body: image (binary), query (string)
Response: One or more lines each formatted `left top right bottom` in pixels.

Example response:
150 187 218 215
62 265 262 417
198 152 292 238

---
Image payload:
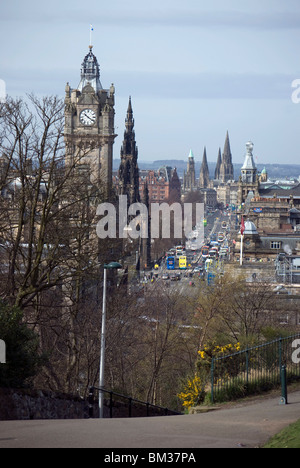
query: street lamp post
99 261 122 418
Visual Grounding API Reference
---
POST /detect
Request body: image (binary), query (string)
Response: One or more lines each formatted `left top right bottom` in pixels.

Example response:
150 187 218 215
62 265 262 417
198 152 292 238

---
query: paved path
1 391 300 448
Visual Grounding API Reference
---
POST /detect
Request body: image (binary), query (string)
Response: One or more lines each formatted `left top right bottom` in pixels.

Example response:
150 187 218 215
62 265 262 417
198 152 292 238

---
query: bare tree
220 280 277 341
0 95 120 394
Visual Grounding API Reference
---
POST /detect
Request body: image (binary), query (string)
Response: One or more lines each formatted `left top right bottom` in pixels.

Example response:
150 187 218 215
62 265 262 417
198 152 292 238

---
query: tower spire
199 146 210 188
215 148 222 180
219 131 234 183
125 96 134 132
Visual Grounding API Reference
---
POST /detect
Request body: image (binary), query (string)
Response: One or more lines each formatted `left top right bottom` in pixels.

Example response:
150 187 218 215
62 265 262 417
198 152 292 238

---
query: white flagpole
90 25 93 48
240 234 244 266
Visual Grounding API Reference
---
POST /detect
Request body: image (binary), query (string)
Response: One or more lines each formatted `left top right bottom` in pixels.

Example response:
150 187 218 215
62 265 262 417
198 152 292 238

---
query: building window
270 241 282 250
279 313 289 325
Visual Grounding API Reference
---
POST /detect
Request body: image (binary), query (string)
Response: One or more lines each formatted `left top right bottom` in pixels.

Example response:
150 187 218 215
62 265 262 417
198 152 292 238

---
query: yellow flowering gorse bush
198 342 241 360
177 375 203 409
178 342 242 409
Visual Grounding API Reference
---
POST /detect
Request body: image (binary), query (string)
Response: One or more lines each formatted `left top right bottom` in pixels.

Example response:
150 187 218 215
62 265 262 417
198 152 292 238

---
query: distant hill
113 159 300 181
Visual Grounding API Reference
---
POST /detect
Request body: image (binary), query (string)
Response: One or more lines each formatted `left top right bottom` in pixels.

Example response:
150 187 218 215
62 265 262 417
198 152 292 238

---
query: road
144 209 231 293
1 390 300 448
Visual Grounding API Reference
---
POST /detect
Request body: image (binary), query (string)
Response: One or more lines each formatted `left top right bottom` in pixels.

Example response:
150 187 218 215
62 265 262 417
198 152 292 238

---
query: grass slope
264 419 300 448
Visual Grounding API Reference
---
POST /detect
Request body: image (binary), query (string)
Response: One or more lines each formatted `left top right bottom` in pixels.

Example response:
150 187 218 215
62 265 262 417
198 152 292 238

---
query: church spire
215 148 222 180
219 131 234 183
199 146 210 188
223 131 231 163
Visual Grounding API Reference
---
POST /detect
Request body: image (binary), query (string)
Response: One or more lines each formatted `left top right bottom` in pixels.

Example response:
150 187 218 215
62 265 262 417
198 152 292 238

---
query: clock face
80 109 96 126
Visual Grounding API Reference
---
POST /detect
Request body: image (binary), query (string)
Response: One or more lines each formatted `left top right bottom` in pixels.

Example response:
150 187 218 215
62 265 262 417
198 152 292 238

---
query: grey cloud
114 71 295 100
3 67 295 101
1 5 300 31
63 10 300 31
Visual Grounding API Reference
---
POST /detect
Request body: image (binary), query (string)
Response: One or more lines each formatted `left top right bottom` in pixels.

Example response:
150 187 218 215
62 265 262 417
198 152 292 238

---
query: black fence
210 334 300 403
88 387 182 418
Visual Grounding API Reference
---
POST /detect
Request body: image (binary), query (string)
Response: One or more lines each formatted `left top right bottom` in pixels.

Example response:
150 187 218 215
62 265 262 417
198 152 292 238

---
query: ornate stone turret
78 46 102 93
241 142 257 183
237 141 260 205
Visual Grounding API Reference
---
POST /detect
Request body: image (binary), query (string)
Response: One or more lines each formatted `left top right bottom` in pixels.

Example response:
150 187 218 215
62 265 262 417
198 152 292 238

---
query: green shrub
0 301 47 388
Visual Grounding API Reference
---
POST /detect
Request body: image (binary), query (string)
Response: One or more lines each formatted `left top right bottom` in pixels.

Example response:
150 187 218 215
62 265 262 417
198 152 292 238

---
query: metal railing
210 334 300 404
88 386 182 418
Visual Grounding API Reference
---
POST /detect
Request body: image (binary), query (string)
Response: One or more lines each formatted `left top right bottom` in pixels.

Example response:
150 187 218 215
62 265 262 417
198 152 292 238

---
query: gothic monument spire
118 96 140 205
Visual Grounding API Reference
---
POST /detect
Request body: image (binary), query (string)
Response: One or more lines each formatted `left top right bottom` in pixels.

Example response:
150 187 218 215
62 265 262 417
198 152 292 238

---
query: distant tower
183 149 196 191
199 147 210 188
140 182 151 269
219 131 234 183
238 141 260 204
215 148 222 180
169 168 181 203
118 97 140 205
64 46 117 198
259 167 268 183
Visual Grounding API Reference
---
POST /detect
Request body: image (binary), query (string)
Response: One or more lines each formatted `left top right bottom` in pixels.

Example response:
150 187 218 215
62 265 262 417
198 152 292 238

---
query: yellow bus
179 256 187 270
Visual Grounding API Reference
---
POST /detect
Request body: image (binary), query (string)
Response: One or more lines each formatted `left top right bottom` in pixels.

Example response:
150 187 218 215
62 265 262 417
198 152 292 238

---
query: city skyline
1 0 300 165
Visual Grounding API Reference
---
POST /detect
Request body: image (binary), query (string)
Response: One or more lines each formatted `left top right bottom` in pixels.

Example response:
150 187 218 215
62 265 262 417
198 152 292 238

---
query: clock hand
83 111 94 122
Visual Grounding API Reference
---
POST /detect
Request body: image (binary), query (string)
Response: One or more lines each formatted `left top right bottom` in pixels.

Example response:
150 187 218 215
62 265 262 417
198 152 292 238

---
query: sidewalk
1 390 300 448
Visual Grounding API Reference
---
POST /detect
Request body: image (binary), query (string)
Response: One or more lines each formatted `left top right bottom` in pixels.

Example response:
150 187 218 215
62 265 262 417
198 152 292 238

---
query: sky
1 0 300 167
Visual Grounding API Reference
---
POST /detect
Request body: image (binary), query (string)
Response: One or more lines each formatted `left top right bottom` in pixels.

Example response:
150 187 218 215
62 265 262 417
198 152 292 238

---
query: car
209 249 218 259
210 241 220 248
162 274 170 280
171 273 181 281
273 285 289 295
184 270 193 278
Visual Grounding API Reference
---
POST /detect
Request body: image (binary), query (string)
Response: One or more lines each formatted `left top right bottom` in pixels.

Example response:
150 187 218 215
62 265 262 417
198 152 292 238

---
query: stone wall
0 388 91 420
0 388 180 420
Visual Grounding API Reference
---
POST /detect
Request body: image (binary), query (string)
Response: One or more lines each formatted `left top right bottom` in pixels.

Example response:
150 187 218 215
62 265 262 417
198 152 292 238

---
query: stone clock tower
64 45 117 198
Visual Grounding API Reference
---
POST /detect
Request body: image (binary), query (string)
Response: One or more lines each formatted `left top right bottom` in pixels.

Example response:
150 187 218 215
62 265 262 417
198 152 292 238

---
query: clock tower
64 45 117 198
